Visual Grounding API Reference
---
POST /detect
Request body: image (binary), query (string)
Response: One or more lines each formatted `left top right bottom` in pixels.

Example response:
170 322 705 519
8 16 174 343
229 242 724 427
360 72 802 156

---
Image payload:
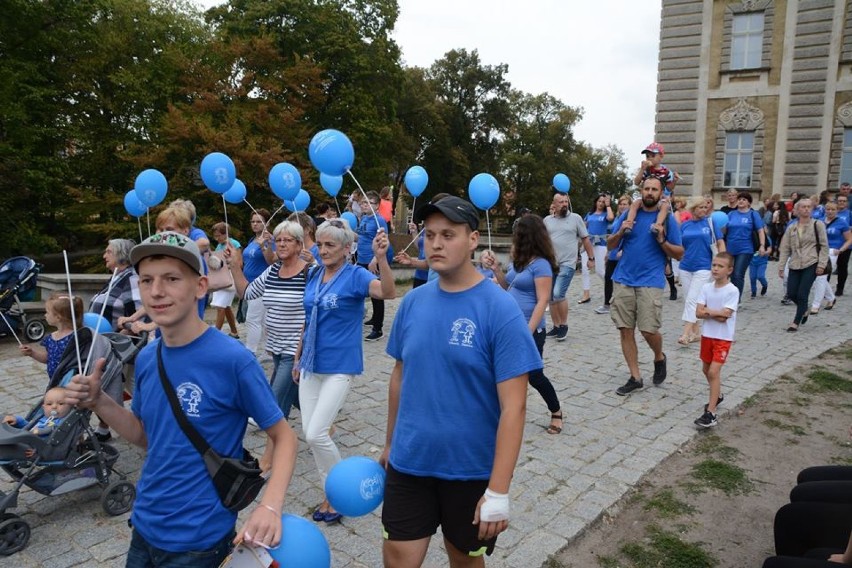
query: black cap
414 196 480 231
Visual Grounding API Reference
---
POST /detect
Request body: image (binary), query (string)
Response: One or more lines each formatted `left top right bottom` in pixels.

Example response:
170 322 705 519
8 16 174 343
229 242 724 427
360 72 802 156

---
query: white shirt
697 281 739 341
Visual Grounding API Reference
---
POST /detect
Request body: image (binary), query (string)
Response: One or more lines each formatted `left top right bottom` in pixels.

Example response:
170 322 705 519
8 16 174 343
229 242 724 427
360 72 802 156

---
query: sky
192 0 662 165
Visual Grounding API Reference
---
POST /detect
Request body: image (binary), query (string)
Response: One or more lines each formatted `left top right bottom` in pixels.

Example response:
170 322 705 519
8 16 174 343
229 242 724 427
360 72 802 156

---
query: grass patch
772 409 796 418
762 418 807 436
791 396 812 407
741 395 758 408
801 369 852 394
596 556 620 568
693 435 741 461
692 460 755 495
644 489 696 519
619 526 717 568
830 455 852 466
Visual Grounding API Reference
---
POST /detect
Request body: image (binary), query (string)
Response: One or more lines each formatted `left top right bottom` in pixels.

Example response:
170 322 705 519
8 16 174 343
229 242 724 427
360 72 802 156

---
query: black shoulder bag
156 342 266 512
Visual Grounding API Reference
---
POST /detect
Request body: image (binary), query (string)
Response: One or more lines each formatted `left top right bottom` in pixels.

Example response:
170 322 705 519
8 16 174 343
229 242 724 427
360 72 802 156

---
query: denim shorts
125 528 234 568
551 263 577 301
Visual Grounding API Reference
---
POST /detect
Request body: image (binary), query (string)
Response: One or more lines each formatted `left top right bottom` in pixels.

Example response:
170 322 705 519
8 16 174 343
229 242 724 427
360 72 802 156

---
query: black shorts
381 464 497 557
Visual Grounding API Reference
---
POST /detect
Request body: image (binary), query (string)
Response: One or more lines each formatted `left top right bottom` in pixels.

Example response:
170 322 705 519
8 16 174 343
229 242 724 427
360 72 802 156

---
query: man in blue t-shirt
607 177 684 396
381 196 541 567
357 190 391 341
64 232 298 566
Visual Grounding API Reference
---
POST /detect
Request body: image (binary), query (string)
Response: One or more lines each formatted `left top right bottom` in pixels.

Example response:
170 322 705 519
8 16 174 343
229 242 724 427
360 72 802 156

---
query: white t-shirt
697 281 739 341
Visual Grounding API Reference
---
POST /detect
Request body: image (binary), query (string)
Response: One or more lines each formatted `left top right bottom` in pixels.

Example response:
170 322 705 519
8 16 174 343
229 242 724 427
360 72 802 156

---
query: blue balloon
134 169 168 207
309 129 355 176
468 173 500 210
285 189 311 212
340 211 357 231
268 514 331 568
325 456 385 517
123 190 147 217
83 312 112 334
711 210 729 229
200 152 236 194
552 173 571 193
404 166 428 197
269 163 301 201
223 179 246 204
319 173 343 197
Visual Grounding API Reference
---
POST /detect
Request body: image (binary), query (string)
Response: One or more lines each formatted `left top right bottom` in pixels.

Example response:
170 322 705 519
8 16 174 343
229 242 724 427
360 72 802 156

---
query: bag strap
707 217 717 245
156 341 211 457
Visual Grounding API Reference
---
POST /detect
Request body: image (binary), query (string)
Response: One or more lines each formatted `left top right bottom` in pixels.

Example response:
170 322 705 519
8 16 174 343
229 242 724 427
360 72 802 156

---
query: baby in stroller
3 387 71 458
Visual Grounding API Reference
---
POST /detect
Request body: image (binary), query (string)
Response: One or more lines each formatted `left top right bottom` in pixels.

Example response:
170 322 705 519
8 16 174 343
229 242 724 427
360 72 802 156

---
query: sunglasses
327 219 346 229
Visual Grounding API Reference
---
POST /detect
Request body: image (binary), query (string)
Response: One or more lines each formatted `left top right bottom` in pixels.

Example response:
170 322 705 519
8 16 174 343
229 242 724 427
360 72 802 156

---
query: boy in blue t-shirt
381 196 541 566
64 232 298 565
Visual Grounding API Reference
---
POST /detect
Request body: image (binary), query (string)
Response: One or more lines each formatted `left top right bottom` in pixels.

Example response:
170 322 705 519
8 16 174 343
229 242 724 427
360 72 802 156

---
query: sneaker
781 296 793 305
594 305 610 315
546 327 560 337
750 294 756 300
616 377 644 396
760 285 768 296
365 330 384 342
694 411 718 428
652 354 667 385
555 325 568 342
704 394 725 413
669 288 678 301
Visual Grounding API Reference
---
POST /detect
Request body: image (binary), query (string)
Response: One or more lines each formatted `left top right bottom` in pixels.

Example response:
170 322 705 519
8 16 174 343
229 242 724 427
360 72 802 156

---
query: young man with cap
64 232 298 566
380 196 542 568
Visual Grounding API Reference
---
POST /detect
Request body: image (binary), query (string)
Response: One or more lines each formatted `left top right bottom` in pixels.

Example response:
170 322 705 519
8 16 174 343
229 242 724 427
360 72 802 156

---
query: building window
723 132 754 187
842 129 852 185
731 12 764 70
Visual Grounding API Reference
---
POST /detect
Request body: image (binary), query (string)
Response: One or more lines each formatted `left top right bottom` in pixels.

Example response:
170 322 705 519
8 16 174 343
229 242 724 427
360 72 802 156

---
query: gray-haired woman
90 238 142 332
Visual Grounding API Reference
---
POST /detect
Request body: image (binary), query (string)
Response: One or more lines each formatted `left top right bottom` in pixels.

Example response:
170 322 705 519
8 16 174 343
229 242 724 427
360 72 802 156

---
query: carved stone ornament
837 102 852 127
730 0 771 13
719 98 765 131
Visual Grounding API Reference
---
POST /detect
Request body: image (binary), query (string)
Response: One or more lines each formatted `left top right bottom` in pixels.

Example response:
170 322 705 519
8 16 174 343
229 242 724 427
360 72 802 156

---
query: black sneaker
781 296 793 305
365 330 384 342
694 411 717 428
94 431 112 443
616 377 643 396
704 394 725 413
652 354 667 385
555 325 568 342
546 327 560 337
363 319 376 327
760 285 767 296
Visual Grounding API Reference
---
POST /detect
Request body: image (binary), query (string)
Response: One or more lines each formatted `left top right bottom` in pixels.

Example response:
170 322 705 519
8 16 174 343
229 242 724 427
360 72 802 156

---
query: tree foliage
0 0 628 261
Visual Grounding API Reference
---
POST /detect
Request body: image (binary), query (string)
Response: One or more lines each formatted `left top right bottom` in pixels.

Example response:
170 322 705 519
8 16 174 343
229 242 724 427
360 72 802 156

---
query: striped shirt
89 267 142 331
244 262 307 356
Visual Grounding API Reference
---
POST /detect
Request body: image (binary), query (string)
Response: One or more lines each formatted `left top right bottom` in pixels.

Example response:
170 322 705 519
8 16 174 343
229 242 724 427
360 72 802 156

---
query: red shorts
700 336 732 364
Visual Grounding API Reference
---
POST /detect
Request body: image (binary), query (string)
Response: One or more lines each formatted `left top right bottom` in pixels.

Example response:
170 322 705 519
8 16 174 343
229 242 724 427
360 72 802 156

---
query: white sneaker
594 305 610 315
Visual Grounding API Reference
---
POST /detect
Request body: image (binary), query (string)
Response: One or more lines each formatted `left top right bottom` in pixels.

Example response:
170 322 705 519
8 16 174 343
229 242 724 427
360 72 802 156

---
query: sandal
546 413 563 435
677 335 690 346
577 298 591 304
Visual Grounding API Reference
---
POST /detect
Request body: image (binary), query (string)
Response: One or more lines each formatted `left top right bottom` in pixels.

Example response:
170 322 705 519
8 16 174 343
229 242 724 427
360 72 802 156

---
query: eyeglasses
274 237 298 245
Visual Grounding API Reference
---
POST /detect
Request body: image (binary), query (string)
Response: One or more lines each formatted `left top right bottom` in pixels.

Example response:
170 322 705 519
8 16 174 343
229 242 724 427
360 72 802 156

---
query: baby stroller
0 256 46 342
0 327 147 555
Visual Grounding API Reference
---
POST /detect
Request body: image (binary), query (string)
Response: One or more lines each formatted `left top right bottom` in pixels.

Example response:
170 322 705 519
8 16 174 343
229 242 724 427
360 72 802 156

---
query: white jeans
299 371 352 486
680 269 712 323
581 245 607 291
811 250 838 309
244 298 267 356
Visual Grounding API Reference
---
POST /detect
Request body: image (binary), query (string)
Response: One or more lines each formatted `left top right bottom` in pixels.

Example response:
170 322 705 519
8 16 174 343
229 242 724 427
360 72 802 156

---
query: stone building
653 0 852 202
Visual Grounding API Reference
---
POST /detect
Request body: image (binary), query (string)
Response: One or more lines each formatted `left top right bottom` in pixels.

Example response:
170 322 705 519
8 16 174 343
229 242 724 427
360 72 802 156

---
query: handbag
707 216 719 257
206 251 235 292
750 210 762 252
156 342 266 512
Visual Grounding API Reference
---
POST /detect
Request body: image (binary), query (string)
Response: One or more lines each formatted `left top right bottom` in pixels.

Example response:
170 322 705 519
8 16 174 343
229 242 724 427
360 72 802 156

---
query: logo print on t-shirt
176 382 204 417
322 293 339 310
449 318 476 347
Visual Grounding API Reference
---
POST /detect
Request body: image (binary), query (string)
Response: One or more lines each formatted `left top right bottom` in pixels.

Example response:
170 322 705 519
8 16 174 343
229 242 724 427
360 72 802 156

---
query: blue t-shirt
356 215 389 265
189 226 208 244
130 329 282 552
611 209 682 288
726 209 764 255
813 205 826 221
242 240 273 283
826 217 850 250
585 212 609 246
414 233 428 281
679 218 724 272
838 209 851 226
506 257 552 331
40 333 73 380
386 278 541 480
309 244 321 263
303 263 376 374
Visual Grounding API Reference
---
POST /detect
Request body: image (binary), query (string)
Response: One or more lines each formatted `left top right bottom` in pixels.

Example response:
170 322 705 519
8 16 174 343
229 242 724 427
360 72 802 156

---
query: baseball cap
641 142 665 155
414 196 480 231
130 232 203 275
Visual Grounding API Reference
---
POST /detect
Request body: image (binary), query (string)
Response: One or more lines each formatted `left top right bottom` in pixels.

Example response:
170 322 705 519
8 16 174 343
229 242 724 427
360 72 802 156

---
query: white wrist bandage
479 489 510 522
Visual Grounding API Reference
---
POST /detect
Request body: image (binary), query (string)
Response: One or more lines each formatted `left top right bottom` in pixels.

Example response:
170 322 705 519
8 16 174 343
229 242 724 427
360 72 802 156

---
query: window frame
723 131 755 188
841 128 852 186
730 11 765 70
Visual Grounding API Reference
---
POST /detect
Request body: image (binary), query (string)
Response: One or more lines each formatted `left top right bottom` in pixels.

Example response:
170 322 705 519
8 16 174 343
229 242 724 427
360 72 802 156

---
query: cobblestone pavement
1 274 850 567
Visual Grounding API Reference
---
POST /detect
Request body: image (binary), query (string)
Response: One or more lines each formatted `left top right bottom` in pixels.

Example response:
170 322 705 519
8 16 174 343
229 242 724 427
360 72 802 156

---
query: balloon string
346 170 382 230
84 267 118 375
222 195 230 244
334 197 341 217
146 209 151 238
0 311 23 347
401 228 424 254
485 210 493 252
409 196 417 225
265 203 287 230
137 217 143 244
63 251 84 375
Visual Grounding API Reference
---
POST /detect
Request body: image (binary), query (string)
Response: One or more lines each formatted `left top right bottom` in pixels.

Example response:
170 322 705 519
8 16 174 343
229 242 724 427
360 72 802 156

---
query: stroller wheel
102 480 136 516
0 513 30 556
24 319 46 342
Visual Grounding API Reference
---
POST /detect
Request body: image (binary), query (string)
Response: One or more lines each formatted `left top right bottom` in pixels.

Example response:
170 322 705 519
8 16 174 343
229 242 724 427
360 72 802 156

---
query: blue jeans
552 264 577 301
271 353 298 419
731 252 752 299
125 528 233 568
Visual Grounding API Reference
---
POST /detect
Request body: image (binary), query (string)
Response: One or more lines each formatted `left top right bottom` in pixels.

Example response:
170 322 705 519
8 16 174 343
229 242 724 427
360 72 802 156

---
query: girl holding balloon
242 209 276 358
